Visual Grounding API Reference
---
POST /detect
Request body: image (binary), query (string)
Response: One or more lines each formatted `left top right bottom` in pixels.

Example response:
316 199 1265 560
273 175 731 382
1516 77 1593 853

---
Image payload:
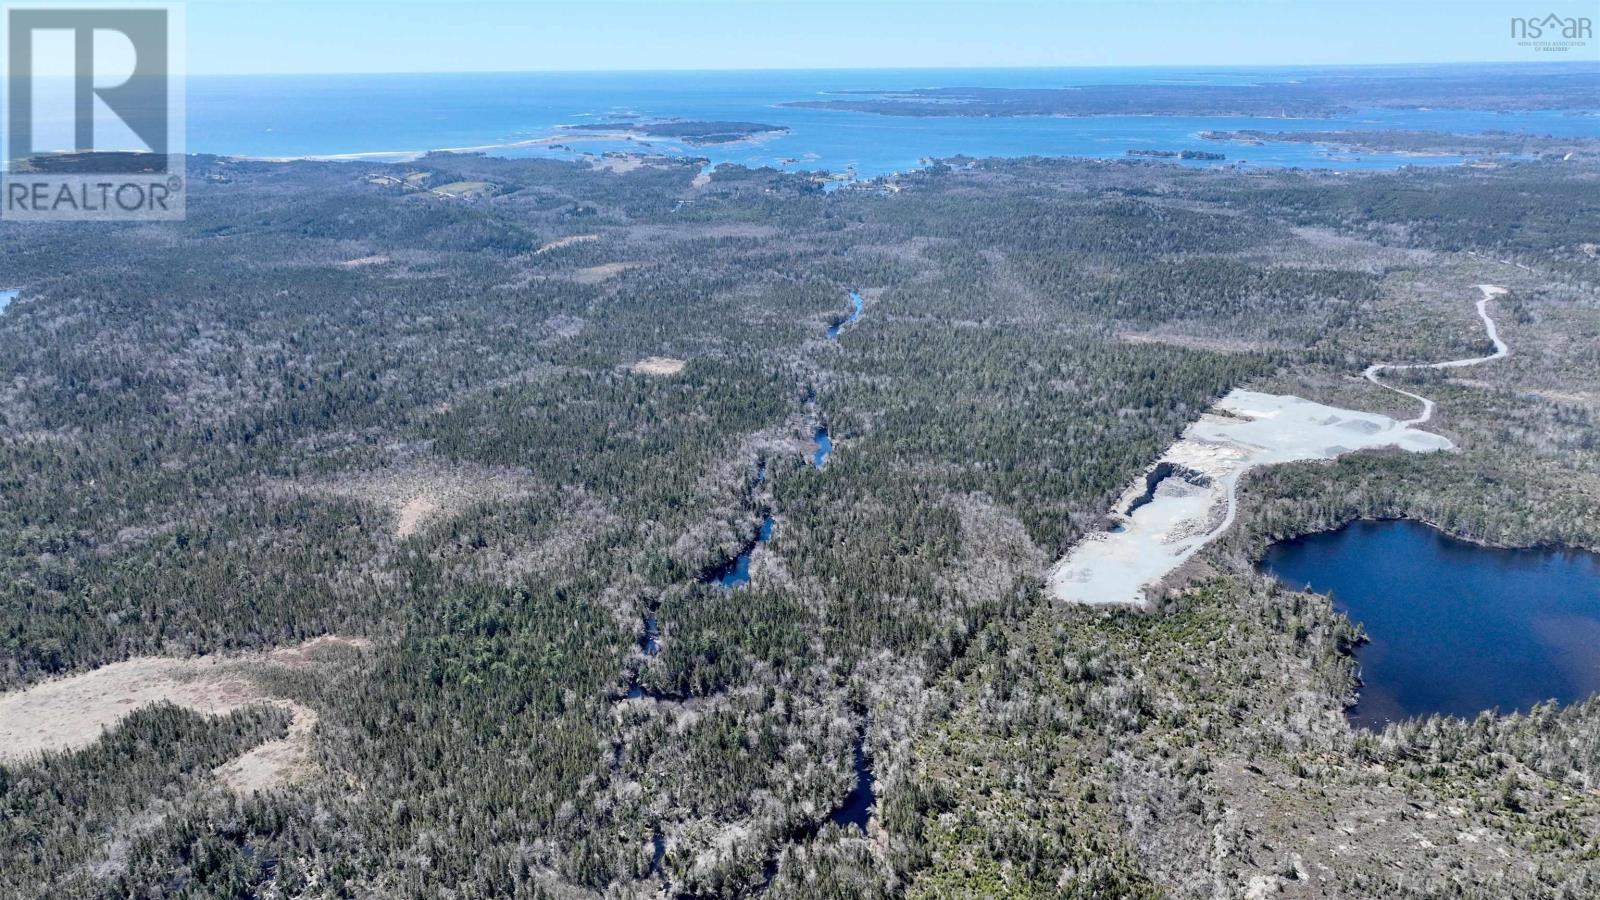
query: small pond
812 426 834 469
0 289 17 314
1260 519 1600 729
829 736 874 833
712 515 775 589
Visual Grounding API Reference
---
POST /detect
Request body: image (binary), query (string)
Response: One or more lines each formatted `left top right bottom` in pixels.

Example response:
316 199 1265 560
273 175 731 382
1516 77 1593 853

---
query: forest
0 145 1597 898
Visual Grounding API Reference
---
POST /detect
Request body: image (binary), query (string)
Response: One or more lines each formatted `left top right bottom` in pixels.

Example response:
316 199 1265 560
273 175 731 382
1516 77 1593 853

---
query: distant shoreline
188 60 1600 79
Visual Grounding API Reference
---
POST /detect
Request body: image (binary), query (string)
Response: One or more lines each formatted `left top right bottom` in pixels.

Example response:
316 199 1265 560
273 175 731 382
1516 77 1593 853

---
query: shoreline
227 126 791 167
1251 513 1600 561
204 119 1523 178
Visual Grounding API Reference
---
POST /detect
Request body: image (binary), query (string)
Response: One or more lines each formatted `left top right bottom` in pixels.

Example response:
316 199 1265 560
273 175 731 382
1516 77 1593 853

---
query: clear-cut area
1048 390 1453 607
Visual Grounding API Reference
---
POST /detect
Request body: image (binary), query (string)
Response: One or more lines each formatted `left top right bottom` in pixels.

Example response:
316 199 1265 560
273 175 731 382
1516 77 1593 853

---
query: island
560 119 789 145
1127 149 1226 160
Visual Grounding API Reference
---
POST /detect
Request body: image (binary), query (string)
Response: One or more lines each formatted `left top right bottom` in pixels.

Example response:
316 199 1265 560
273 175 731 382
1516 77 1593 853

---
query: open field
0 636 369 791
630 356 688 376
304 464 534 539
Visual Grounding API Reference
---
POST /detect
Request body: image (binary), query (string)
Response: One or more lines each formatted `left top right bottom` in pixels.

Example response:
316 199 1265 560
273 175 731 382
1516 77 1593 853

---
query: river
827 289 864 339
829 735 875 833
712 515 776 589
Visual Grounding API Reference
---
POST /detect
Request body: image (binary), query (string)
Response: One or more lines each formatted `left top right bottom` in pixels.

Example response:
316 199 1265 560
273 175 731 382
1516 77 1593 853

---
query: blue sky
185 0 1598 75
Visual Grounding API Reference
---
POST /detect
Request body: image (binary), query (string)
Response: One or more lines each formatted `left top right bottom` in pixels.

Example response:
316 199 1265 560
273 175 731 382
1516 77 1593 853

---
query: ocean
185 66 1594 177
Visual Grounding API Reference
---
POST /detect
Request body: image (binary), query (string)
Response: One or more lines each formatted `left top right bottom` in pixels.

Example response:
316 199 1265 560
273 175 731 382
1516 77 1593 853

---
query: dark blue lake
1260 520 1600 730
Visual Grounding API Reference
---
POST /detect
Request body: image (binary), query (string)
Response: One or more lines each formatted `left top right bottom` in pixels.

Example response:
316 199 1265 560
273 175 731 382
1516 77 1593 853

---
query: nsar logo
1510 12 1593 52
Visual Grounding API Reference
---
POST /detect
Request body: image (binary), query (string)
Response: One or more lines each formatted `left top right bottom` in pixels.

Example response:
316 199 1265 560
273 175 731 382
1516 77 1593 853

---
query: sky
182 0 1598 76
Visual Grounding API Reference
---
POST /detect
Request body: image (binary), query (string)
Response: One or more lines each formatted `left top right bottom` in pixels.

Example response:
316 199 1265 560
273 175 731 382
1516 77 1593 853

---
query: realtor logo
2 3 185 221
1510 12 1593 53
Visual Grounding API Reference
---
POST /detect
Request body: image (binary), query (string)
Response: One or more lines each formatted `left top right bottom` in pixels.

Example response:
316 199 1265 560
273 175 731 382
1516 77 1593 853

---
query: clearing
536 234 600 254
631 357 688 376
1048 391 1452 607
396 495 440 538
1050 285 1510 608
571 262 643 284
590 154 655 174
431 181 494 199
0 636 369 792
305 463 534 539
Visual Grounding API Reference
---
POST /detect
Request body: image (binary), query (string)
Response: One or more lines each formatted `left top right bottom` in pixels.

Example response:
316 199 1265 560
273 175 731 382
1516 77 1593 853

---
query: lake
1260 519 1600 730
0 290 17 314
183 67 1596 178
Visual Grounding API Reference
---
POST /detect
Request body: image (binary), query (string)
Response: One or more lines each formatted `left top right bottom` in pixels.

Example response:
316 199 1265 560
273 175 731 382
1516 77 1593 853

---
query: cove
1259 519 1600 730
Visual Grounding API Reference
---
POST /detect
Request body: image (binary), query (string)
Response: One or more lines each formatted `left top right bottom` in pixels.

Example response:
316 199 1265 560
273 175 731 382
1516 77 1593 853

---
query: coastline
228 126 791 167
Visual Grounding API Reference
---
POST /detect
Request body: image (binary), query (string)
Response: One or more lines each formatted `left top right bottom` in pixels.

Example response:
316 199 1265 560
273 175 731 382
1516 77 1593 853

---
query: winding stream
810 289 860 469
812 292 876 835
628 289 875 889
829 734 875 833
712 515 776 589
827 289 864 339
623 613 661 699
